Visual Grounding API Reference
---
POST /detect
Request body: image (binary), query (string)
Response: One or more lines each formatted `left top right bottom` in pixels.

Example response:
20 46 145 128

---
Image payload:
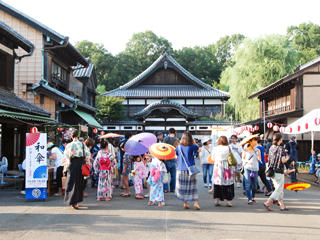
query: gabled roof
0 88 50 116
72 57 97 88
249 55 320 99
0 20 34 53
105 49 229 98
133 98 197 118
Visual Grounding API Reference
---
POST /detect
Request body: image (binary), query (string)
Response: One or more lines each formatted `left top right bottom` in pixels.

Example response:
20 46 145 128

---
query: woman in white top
47 142 64 196
240 134 261 205
211 136 235 207
200 137 213 188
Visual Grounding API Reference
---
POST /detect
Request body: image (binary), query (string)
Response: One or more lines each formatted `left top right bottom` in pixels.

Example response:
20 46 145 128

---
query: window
124 126 133 130
52 61 67 82
107 126 116 130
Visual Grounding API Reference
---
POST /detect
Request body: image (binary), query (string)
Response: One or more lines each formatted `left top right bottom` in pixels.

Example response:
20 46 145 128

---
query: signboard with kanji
25 133 47 200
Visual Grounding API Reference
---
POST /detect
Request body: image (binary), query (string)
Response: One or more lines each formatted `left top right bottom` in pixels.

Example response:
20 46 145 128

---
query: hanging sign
25 133 47 201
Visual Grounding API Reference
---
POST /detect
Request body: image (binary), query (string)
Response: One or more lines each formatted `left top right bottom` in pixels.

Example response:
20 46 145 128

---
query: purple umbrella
124 133 157 155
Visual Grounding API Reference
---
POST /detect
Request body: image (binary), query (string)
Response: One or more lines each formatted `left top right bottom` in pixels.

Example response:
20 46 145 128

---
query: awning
73 109 102 129
0 109 55 122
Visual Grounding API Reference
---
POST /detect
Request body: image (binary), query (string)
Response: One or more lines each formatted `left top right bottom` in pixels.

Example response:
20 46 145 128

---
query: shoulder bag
179 146 200 176
228 146 237 166
265 147 279 178
82 143 91 177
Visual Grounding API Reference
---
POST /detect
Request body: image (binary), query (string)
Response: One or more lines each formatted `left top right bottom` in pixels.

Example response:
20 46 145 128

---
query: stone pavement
1 165 320 240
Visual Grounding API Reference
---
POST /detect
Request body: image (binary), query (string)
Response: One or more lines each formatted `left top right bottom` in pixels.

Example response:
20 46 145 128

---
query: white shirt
52 147 63 168
200 145 212 164
229 142 243 164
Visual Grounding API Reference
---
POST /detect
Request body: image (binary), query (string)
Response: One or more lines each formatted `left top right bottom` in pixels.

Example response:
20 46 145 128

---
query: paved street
1 165 320 240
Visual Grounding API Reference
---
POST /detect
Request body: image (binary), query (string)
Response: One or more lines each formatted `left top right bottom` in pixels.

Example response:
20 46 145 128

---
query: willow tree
220 35 297 122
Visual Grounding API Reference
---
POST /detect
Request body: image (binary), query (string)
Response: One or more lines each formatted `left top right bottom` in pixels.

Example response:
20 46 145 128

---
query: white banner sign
26 133 47 188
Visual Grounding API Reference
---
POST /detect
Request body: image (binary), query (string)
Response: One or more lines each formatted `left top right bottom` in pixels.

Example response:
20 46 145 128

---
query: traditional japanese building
0 1 101 134
104 49 230 138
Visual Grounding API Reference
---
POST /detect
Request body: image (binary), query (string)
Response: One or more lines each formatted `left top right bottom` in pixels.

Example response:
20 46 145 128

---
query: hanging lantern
267 122 273 128
100 131 105 135
305 123 309 130
249 127 253 132
31 127 38 133
57 127 64 131
315 117 320 126
296 125 301 132
280 126 286 133
273 125 279 132
244 126 248 131
288 127 293 133
93 128 98 134
254 126 259 131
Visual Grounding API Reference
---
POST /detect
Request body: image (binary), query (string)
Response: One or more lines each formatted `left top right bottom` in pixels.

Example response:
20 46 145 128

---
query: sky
4 0 320 55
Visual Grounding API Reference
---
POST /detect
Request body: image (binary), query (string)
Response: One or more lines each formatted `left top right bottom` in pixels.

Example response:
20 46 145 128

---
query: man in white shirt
229 135 243 188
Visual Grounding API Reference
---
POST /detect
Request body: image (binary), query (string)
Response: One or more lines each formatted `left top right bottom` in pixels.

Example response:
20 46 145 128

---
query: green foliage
221 34 298 122
198 116 212 121
287 22 320 64
97 96 125 121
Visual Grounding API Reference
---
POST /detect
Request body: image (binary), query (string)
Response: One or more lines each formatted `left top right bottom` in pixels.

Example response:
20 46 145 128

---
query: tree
220 34 297 122
287 22 320 64
97 96 125 121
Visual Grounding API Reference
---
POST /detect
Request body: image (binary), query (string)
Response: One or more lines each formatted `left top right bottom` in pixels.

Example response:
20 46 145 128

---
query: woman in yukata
94 139 117 201
132 155 148 199
147 156 167 206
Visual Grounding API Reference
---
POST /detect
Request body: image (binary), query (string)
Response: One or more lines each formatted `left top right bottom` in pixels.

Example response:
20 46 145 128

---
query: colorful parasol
207 153 215 164
149 143 176 160
208 127 227 131
237 133 260 148
99 133 123 139
124 133 157 155
284 182 311 192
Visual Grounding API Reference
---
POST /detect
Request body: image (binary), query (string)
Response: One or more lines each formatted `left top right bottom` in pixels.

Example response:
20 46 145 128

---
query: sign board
25 133 47 200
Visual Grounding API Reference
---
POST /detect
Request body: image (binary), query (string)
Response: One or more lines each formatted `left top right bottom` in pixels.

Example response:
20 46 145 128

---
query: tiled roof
106 49 229 98
134 98 197 118
72 58 95 78
0 89 50 116
102 120 145 125
0 20 34 53
186 120 239 125
32 81 97 112
106 85 227 98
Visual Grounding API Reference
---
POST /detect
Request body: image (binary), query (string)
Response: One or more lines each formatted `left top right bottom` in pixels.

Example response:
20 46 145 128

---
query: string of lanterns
30 126 105 135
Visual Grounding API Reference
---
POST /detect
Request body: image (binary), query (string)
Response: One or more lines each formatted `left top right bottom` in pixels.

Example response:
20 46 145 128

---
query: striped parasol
284 182 311 192
149 143 176 160
99 133 123 139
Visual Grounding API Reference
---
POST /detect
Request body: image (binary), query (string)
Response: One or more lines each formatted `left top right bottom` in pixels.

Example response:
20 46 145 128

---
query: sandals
97 198 102 201
121 193 131 197
148 202 156 206
227 203 233 207
164 190 168 193
135 195 144 199
105 198 111 201
194 205 201 210
83 192 88 197
54 193 62 197
144 194 150 198
263 203 273 211
71 204 79 210
215 202 221 206
183 204 190 209
248 201 253 205
280 207 289 211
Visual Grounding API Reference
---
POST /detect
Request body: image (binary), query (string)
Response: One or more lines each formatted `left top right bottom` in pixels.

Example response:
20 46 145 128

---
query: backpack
166 136 179 148
289 142 298 161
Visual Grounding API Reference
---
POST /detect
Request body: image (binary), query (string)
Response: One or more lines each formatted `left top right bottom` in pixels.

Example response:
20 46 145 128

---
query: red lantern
288 127 293 133
245 126 248 131
305 123 309 130
31 127 38 133
315 117 320 126
254 126 259 131
280 126 286 133
57 127 64 131
273 125 279 132
267 122 273 128
249 127 253 132
296 125 301 132
93 128 98 134
100 131 105 135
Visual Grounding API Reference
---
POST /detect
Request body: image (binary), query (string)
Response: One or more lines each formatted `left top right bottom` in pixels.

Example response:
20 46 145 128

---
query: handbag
265 147 279 178
82 163 91 177
163 172 169 183
265 166 274 178
62 173 67 190
228 147 237 166
179 146 200 176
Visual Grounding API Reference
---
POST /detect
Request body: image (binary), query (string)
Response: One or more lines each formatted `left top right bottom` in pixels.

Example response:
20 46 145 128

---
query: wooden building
0 2 101 131
104 49 230 138
0 20 53 169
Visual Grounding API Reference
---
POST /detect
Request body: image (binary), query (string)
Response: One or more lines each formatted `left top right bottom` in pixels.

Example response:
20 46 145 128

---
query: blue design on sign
25 188 47 200
33 165 47 178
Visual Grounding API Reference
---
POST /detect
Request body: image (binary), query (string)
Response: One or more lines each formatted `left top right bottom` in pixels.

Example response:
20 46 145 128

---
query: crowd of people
45 128 305 211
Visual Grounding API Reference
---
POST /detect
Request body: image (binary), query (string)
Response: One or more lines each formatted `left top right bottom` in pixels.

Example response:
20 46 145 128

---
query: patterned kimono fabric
94 150 116 199
147 158 167 203
134 161 148 194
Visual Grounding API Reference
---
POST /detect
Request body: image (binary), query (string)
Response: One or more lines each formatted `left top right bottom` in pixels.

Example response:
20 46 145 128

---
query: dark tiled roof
0 89 50 116
32 81 97 112
134 98 197 118
72 58 95 78
106 85 227 98
102 120 145 125
0 20 34 53
187 120 240 125
105 49 229 98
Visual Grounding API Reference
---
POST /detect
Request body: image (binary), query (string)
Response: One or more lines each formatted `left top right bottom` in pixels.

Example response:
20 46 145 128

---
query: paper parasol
149 143 176 160
284 182 311 192
124 133 157 155
207 153 215 164
99 133 123 139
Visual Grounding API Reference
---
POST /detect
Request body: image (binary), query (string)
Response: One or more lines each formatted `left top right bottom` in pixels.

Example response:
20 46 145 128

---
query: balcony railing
265 105 291 116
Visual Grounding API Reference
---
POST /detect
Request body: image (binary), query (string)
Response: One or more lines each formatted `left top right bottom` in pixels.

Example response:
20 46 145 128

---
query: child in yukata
132 155 148 199
147 156 167 206
94 140 117 201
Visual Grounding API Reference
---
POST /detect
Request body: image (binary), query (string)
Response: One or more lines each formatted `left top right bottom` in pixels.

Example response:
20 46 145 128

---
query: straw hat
202 137 212 144
47 142 55 149
237 134 260 148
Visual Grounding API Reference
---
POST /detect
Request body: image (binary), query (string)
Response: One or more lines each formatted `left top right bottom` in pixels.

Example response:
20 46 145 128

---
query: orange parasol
207 153 215 164
284 182 311 192
99 133 123 139
149 143 176 160
208 127 227 131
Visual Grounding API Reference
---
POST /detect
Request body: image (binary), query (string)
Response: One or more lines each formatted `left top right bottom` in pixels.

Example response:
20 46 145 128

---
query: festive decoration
296 125 301 132
93 128 98 134
31 127 38 133
267 122 273 128
149 143 176 160
57 127 64 131
288 127 293 133
100 133 123 139
305 123 309 130
254 126 259 131
100 131 105 135
284 182 311 192
245 126 248 131
315 117 320 126
273 125 279 132
280 126 286 133
130 170 138 177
